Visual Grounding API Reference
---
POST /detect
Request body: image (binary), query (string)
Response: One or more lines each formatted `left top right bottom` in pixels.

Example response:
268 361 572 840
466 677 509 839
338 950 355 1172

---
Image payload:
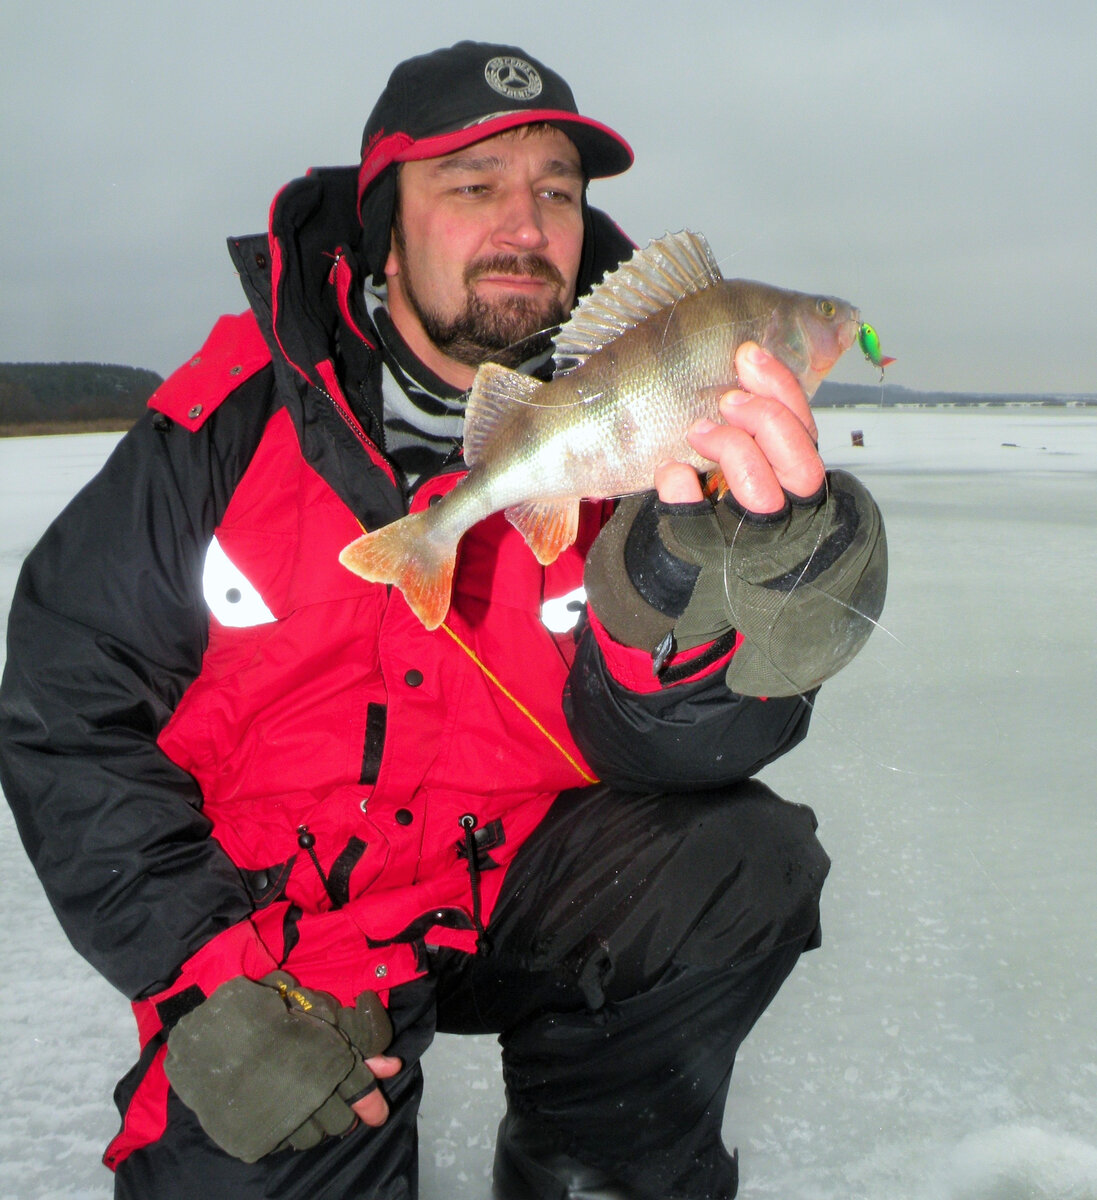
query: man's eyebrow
432 154 584 179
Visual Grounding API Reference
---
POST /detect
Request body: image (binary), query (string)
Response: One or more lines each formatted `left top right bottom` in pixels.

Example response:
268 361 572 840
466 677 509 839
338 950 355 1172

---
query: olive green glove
584 468 887 697
164 970 393 1162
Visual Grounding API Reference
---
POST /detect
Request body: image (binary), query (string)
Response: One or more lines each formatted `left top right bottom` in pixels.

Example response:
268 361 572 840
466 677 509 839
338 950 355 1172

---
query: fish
339 230 884 630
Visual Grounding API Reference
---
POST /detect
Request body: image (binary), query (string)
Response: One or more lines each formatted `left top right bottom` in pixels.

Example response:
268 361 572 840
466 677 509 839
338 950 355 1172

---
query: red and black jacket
0 166 813 1163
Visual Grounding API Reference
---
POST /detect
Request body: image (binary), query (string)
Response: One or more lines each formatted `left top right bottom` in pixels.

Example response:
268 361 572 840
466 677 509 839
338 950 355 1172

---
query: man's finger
714 393 824 502
688 418 788 513
366 1053 403 1079
734 341 818 443
349 1055 401 1129
654 460 704 504
351 1087 389 1128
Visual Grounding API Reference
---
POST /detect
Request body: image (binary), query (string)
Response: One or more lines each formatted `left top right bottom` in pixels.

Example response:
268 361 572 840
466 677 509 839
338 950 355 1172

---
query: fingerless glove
584 469 886 696
165 970 393 1162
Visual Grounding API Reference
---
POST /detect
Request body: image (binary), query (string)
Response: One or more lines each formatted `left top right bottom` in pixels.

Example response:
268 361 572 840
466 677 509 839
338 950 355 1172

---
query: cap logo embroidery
483 56 542 102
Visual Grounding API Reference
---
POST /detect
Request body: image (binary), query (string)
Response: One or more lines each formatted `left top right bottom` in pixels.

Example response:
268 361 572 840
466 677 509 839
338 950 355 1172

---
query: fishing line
717 479 943 781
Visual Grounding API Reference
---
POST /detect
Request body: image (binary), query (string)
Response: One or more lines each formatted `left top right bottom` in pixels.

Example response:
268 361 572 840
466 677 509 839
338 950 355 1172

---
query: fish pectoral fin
702 468 730 501
505 498 581 566
339 512 457 630
465 363 546 468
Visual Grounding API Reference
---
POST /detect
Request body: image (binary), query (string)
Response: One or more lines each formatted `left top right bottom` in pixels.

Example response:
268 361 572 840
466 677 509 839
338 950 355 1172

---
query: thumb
350 1056 401 1128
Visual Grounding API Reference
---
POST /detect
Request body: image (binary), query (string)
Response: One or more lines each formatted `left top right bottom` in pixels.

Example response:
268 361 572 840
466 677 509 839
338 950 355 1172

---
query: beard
394 237 572 370
417 286 568 369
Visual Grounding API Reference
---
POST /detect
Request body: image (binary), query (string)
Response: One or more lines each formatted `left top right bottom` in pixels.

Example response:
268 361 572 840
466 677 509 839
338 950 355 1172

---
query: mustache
465 254 566 291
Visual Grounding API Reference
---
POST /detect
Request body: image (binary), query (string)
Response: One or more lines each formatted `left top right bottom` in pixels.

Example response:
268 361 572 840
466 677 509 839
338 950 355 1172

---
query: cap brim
358 109 632 207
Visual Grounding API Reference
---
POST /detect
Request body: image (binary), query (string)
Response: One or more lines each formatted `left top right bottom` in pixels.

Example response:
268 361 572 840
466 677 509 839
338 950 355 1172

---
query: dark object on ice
851 429 865 447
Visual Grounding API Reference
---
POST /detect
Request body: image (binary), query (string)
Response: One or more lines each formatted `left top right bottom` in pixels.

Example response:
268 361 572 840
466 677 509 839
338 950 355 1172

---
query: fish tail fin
339 510 456 630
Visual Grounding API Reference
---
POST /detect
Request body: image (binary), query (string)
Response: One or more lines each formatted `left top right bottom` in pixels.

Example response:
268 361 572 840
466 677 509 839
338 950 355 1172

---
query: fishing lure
858 323 896 375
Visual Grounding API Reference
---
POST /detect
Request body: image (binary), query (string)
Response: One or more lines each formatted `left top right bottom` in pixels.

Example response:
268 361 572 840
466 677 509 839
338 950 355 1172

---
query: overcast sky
3 0 1095 395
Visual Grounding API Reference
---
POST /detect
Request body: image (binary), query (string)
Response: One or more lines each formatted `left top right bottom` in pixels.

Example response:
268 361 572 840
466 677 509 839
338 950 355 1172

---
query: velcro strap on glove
164 970 392 1162
585 469 886 696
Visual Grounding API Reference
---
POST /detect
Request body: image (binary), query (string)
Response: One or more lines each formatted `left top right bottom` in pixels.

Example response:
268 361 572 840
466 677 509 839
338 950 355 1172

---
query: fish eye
817 298 836 318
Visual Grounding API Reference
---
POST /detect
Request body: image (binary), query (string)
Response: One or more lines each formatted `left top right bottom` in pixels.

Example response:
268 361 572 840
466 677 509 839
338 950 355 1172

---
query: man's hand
655 341 824 511
584 339 886 693
165 971 398 1162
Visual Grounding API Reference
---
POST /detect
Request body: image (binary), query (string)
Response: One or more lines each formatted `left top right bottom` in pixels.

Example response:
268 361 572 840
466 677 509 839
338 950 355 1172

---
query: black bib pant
114 779 829 1200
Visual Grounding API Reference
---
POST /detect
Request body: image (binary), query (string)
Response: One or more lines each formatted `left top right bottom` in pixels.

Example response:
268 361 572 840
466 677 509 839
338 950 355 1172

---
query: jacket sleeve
563 621 814 792
0 370 276 1000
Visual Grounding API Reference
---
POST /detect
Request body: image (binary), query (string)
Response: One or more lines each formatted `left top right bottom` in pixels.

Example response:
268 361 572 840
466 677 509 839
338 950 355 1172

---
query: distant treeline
2 363 1093 437
815 381 1097 407
0 362 163 433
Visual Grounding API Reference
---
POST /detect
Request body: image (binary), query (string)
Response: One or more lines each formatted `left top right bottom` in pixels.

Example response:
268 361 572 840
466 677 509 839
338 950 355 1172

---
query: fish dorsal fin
464 362 546 468
553 230 723 373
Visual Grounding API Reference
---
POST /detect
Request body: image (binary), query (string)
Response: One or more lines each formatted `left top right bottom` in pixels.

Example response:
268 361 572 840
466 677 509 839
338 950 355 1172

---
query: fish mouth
838 310 862 353
803 308 863 387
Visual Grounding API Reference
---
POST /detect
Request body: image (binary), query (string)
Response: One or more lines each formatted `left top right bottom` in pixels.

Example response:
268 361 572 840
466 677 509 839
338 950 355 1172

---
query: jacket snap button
188 404 203 419
404 669 423 687
375 964 388 978
229 365 242 376
395 809 413 826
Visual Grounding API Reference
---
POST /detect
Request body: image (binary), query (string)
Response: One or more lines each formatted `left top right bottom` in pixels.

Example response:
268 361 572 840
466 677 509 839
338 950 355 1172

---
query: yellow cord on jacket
438 620 599 786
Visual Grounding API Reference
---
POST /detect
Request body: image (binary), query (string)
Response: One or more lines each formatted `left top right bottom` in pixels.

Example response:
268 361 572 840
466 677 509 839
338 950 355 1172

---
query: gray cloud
3 0 1094 393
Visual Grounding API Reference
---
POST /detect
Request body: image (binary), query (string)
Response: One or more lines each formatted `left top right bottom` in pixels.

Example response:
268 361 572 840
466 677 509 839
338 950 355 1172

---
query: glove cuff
585 493 711 655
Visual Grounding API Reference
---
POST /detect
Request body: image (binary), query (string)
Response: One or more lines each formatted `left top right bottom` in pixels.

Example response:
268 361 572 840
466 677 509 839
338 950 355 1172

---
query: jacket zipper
458 814 486 937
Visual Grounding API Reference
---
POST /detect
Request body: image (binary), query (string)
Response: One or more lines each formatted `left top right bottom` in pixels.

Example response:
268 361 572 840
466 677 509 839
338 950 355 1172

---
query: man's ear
384 175 404 280
358 165 399 287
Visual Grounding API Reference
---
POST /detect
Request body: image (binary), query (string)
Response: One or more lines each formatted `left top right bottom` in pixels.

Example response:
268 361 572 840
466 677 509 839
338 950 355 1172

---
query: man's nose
492 188 549 251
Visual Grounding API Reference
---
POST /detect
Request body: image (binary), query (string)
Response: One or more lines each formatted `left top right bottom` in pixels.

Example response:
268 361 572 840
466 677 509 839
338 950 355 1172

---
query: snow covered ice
1 407 1095 1199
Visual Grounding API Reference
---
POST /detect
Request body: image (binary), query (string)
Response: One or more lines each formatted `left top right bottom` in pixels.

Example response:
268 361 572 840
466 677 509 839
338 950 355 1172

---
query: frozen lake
2 407 1095 1199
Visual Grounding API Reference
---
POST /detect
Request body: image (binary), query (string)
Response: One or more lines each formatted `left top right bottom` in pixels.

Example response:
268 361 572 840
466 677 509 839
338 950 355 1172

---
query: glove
164 970 393 1162
584 468 887 697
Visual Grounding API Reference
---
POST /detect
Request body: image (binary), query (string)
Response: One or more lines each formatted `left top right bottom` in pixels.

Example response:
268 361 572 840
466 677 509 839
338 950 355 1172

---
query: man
0 41 885 1200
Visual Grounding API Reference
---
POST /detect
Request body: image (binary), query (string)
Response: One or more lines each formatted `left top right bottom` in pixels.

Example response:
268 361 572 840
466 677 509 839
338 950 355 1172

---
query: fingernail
691 417 719 433
743 342 767 366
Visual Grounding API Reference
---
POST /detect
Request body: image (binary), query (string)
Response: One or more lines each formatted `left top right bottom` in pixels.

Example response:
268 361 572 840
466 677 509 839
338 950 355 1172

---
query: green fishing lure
858 323 895 371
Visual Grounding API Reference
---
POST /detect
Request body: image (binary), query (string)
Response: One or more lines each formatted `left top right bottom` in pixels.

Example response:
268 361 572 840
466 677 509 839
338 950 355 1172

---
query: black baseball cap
356 41 633 211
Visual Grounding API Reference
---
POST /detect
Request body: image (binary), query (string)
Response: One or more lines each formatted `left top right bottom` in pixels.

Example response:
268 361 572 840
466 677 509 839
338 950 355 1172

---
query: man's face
384 126 586 386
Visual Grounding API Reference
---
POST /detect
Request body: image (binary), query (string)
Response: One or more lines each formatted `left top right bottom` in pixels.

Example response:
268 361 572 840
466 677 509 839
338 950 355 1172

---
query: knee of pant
680 780 831 965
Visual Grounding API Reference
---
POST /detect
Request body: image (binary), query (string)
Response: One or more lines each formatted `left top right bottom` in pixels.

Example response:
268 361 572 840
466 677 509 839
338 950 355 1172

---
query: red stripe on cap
356 110 633 209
